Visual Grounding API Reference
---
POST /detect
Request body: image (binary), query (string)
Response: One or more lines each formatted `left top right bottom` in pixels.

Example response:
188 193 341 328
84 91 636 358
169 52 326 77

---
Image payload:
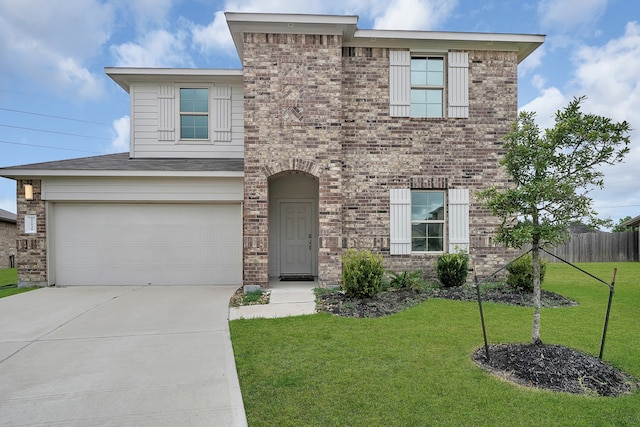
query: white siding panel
448 52 469 118
129 81 244 159
390 188 411 255
53 203 242 286
158 84 175 141
389 50 411 117
42 177 244 202
448 188 470 252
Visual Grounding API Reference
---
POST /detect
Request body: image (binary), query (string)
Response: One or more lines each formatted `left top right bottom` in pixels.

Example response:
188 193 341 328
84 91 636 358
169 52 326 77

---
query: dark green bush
437 252 469 288
341 249 384 298
506 254 547 293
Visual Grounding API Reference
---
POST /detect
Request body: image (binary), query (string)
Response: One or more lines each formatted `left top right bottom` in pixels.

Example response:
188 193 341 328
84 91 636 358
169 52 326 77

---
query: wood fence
525 231 639 263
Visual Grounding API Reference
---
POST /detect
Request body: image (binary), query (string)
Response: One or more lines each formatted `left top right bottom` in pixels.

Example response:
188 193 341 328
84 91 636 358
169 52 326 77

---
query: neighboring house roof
622 214 640 228
0 153 244 179
225 12 545 63
0 208 17 224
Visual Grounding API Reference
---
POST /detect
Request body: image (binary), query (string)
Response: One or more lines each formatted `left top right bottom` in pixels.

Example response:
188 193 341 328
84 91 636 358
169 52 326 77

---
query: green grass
0 268 36 298
230 262 640 426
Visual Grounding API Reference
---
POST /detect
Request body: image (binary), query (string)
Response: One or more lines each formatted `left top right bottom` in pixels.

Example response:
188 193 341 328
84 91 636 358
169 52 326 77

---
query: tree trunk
531 238 542 345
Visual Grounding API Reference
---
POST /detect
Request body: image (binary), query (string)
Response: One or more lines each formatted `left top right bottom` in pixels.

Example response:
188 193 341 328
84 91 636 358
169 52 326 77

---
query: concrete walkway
0 286 246 427
229 281 317 320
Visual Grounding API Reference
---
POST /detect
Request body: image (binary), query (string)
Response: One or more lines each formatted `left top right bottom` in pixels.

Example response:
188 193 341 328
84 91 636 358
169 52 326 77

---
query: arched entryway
268 172 319 280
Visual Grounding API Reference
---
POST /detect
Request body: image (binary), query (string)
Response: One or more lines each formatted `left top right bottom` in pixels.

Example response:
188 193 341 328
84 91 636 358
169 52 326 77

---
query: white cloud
572 22 640 122
538 0 607 33
0 0 114 99
192 11 236 54
111 29 193 67
111 115 130 151
518 46 545 76
519 85 568 130
373 0 457 30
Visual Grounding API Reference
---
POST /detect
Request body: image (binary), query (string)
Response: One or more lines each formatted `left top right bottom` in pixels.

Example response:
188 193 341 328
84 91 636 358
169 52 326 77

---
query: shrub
341 249 385 298
506 254 546 293
388 270 425 291
437 252 469 288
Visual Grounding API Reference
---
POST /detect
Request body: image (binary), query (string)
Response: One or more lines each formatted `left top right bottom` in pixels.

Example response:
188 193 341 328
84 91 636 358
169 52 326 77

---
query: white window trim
410 55 446 119
177 84 212 144
410 190 446 253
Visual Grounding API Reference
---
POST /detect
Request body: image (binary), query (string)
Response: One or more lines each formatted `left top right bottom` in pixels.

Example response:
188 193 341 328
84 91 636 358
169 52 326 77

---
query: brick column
242 32 344 288
16 179 48 287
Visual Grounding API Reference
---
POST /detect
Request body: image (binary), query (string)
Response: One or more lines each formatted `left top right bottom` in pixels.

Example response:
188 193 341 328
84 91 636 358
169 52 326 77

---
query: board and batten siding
41 177 244 202
130 82 244 158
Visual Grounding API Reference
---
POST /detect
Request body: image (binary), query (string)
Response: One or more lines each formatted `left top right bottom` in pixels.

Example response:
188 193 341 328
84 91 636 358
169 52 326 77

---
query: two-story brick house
0 12 543 288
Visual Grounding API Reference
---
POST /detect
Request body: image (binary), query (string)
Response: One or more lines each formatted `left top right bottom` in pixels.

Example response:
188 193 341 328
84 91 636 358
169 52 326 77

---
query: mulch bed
315 284 576 318
315 285 639 397
473 343 640 397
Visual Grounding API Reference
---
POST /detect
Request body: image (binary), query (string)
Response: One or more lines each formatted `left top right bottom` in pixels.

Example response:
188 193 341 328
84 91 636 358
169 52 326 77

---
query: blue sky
1 0 639 227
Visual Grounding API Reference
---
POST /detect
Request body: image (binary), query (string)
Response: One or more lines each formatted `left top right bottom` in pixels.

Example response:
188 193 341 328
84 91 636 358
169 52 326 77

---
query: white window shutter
212 86 232 142
448 189 469 253
447 52 469 118
389 51 411 117
158 84 175 141
390 189 411 255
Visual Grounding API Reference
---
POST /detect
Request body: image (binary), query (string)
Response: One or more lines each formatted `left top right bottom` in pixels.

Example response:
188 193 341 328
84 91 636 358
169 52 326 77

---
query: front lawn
230 262 640 426
0 268 36 298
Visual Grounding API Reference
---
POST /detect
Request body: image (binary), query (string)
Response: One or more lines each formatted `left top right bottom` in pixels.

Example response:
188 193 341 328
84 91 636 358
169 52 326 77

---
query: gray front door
280 202 313 275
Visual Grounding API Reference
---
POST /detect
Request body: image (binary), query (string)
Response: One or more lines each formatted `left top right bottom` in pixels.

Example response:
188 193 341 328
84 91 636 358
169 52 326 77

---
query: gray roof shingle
0 153 244 175
0 208 17 223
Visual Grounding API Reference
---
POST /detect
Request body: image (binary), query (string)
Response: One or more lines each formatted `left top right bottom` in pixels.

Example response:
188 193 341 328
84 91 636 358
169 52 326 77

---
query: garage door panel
53 203 242 286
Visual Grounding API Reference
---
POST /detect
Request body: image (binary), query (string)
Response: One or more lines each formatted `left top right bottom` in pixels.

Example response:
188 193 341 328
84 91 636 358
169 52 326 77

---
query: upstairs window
180 88 209 139
410 57 444 118
390 51 468 119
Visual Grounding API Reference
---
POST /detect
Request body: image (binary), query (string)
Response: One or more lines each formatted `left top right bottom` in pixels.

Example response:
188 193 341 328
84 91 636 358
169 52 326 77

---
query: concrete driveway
0 286 246 426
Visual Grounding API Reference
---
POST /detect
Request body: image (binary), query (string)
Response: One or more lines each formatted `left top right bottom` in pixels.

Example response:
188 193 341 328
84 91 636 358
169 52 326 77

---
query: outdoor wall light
24 184 33 200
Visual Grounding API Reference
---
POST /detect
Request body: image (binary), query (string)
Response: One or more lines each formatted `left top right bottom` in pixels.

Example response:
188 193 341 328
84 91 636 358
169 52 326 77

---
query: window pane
428 57 444 72
411 71 426 86
411 192 427 220
412 239 426 252
427 71 443 86
427 223 444 252
411 89 426 103
180 88 209 113
428 223 443 238
181 115 208 139
427 192 445 219
411 58 426 70
411 103 427 118
427 237 443 252
412 223 427 238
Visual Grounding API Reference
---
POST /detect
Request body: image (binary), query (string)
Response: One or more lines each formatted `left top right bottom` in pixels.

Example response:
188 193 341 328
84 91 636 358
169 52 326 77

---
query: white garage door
53 203 242 286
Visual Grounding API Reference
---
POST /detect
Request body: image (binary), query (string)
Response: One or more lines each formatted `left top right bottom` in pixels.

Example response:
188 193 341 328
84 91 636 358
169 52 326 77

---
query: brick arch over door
262 158 321 179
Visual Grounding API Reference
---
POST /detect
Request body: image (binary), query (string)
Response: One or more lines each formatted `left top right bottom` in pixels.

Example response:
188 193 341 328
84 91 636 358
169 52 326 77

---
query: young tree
478 96 630 344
